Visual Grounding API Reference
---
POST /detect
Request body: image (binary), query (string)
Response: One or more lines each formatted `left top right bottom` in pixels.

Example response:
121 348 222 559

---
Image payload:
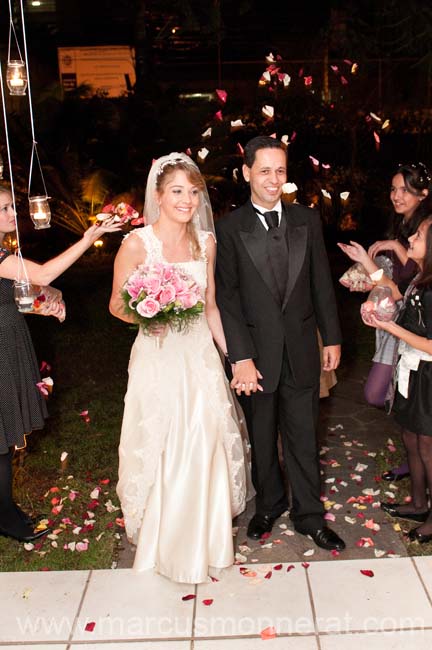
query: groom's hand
230 359 263 395
322 344 341 371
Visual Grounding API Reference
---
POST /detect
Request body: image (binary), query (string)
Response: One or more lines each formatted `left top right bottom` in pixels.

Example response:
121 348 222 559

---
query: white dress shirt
252 200 282 230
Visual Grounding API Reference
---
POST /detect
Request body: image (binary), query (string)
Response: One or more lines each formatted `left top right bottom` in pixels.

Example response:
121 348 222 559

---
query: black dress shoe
380 502 429 522
382 470 410 482
0 525 51 543
295 525 346 551
247 514 277 540
15 504 48 527
408 527 432 544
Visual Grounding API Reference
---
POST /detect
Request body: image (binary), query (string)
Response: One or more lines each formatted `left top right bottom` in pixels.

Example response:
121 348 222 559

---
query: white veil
143 152 215 238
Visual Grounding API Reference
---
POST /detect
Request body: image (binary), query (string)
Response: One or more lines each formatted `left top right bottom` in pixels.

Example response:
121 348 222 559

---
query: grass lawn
0 254 136 571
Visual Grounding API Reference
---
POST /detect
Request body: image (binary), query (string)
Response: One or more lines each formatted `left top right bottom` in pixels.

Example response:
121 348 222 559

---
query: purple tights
364 362 409 476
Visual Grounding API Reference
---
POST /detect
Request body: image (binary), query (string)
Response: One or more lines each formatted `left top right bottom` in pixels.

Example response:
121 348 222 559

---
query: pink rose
126 273 146 299
159 284 176 306
162 265 175 282
136 297 160 318
177 291 199 309
142 275 162 296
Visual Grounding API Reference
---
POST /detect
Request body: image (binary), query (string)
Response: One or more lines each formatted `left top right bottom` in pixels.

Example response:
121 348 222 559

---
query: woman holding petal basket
109 153 249 583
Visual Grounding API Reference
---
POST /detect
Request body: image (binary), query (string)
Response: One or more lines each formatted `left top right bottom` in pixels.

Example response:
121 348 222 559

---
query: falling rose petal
302 562 310 569
182 594 196 601
261 626 277 640
197 148 209 162
60 452 68 463
370 111 382 122
216 88 227 103
214 110 223 121
309 155 319 167
330 65 339 72
264 571 272 579
262 70 271 82
340 75 348 85
322 163 331 170
230 119 244 130
373 131 381 151
201 127 212 138
351 62 359 74
282 182 298 194
236 142 244 155
304 75 313 86
202 599 213 606
39 360 52 373
382 119 390 130
298 67 304 77
273 564 283 570
282 73 291 87
262 105 274 119
360 569 374 578
85 622 96 632
185 148 192 156
290 131 297 142
36 382 49 397
265 52 276 63
287 564 295 572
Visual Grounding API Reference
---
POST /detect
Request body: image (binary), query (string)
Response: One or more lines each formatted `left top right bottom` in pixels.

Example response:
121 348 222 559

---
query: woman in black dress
339 216 432 543
0 185 120 542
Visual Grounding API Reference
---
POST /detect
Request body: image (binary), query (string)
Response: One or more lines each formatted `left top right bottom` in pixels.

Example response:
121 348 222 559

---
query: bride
109 152 249 583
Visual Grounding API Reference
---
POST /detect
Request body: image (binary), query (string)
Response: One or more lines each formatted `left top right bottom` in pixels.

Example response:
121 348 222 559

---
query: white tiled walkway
1 557 432 649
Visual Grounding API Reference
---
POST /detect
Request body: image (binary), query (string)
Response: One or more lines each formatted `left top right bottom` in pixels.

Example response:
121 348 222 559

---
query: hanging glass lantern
29 195 51 229
13 280 38 313
6 60 28 96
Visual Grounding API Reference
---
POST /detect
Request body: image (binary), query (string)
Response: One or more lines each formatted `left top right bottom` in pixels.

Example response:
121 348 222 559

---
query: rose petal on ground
202 599 213 606
304 549 315 556
331 549 340 557
24 543 34 551
287 564 295 572
324 512 336 522
261 626 277 640
360 569 374 577
85 622 96 632
264 571 272 579
182 594 196 601
273 564 283 570
302 562 310 569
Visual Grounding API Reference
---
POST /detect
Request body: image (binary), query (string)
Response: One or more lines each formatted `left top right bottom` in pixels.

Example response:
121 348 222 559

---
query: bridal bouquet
96 202 143 226
121 263 204 334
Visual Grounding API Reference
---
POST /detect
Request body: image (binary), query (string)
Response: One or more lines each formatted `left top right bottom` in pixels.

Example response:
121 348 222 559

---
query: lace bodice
128 225 212 293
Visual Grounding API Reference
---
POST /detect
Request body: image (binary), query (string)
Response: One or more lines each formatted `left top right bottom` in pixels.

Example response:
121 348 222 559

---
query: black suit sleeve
215 220 257 362
309 210 342 346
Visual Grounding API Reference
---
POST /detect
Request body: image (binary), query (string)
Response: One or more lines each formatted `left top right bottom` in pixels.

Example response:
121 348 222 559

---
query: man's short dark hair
243 136 286 168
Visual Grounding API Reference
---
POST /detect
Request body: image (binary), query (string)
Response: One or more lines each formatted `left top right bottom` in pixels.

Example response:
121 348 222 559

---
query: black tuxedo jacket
215 200 341 393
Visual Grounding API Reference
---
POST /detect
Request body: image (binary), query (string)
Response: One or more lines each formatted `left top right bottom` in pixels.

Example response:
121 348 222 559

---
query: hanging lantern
29 195 51 229
6 60 27 96
13 280 38 313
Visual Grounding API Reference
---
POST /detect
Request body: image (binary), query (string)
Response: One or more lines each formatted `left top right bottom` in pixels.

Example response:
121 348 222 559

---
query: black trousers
242 346 324 529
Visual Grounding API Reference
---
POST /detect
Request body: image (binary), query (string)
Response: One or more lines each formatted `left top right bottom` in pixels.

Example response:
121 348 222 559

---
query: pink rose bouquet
96 202 143 226
121 263 204 334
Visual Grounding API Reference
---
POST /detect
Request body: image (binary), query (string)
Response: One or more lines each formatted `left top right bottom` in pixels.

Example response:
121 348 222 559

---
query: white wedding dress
117 225 249 583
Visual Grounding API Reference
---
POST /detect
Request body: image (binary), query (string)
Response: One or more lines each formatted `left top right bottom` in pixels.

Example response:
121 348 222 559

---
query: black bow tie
262 210 279 229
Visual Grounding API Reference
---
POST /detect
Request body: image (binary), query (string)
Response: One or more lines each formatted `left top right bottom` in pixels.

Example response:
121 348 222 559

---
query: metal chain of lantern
18 0 51 229
5 0 51 230
6 0 27 96
0 62 38 310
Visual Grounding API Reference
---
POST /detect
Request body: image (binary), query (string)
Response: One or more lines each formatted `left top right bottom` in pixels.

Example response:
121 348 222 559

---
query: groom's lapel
238 202 280 305
282 204 307 311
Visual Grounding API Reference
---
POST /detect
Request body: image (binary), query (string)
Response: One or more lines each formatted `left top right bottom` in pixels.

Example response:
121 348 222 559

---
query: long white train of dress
117 225 248 583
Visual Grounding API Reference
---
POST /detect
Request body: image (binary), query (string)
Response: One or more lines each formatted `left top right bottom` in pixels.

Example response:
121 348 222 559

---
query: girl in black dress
339 216 432 543
0 185 120 543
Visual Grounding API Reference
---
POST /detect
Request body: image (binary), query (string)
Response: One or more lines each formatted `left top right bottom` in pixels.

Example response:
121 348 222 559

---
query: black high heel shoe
408 527 432 544
380 502 429 522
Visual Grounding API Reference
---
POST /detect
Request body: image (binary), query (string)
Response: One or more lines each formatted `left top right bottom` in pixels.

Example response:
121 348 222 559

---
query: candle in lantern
29 195 51 229
6 61 28 96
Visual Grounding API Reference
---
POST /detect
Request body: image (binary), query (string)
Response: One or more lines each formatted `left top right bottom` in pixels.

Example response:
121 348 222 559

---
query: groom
215 136 345 551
